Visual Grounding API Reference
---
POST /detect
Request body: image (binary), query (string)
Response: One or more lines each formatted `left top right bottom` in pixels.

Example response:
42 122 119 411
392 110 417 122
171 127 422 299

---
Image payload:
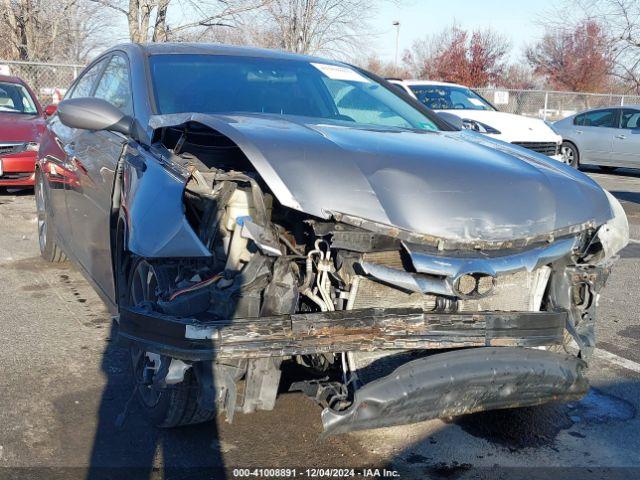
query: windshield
409 85 495 111
0 82 38 114
149 54 439 131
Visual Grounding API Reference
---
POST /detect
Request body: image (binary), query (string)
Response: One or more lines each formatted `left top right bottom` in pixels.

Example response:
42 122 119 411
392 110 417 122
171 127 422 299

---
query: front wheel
35 169 66 263
126 258 216 428
560 142 579 169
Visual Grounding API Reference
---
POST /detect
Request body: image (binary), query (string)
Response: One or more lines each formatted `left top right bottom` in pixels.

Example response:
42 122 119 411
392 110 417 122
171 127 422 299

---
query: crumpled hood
149 113 613 243
0 113 44 142
439 109 561 144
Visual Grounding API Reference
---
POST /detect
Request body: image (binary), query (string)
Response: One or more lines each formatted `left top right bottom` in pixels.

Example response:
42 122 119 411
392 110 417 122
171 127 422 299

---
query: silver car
554 106 640 170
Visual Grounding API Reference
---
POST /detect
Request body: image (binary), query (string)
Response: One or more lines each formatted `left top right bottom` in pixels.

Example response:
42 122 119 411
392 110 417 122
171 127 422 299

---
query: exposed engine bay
116 119 628 434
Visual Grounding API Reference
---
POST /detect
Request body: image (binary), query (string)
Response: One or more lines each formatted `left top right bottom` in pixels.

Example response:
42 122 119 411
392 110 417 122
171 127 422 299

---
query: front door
574 108 618 165
65 53 134 307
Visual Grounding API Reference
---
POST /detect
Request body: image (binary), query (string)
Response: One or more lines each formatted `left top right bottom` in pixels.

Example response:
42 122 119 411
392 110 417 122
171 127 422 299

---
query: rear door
611 108 640 167
573 108 618 165
65 53 134 306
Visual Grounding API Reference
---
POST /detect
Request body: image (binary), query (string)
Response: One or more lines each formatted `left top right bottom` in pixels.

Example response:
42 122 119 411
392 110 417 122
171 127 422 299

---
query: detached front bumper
118 306 568 361
0 151 37 186
322 347 588 435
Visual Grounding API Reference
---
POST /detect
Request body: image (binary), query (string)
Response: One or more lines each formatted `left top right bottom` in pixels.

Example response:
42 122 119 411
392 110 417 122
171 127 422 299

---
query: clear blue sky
370 0 559 62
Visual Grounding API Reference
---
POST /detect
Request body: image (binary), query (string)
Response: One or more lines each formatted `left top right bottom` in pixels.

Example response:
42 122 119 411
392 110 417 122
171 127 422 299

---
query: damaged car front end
43 44 628 434
115 112 626 433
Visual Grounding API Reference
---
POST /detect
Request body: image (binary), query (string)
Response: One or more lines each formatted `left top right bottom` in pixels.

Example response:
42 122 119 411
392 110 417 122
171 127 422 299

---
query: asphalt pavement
0 167 639 480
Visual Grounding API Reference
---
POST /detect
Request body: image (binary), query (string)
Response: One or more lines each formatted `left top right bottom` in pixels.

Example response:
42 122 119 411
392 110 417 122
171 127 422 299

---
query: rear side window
70 58 107 99
620 109 640 129
574 109 617 128
93 55 133 116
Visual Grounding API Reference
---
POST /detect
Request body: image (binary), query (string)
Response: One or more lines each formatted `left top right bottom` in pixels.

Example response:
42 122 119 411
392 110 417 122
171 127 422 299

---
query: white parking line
594 348 640 374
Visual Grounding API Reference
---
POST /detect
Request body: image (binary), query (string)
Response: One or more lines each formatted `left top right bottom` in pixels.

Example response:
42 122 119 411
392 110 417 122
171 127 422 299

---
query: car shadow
85 322 226 480
609 191 640 205
385 380 640 479
581 165 640 179
0 187 34 199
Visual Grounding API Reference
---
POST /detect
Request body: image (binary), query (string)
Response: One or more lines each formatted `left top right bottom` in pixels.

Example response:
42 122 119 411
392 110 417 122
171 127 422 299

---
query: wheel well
562 140 580 160
113 216 132 308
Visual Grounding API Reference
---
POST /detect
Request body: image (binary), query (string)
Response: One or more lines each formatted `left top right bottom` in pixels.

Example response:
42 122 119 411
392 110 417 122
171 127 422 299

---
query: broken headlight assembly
582 190 629 263
596 190 629 261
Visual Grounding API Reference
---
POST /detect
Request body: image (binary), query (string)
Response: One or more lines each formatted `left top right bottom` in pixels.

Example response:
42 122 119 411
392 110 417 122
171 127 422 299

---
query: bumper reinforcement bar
118 307 567 360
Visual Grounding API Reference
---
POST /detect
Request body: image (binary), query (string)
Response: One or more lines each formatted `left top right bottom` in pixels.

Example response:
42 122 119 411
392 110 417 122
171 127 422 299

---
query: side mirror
44 104 57 118
57 97 132 136
436 111 464 130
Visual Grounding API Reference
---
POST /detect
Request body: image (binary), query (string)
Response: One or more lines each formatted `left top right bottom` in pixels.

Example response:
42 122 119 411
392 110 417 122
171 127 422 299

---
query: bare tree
577 0 640 93
403 24 510 86
0 0 102 62
538 0 640 93
246 0 392 58
91 0 268 43
500 64 540 90
526 20 614 92
354 53 409 78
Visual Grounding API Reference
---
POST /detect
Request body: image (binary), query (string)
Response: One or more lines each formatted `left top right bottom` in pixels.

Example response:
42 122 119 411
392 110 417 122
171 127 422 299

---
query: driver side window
70 59 107 99
93 55 133 116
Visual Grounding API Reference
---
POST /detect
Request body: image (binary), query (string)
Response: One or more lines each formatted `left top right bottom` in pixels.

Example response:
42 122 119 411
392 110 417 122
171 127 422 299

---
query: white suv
390 80 564 162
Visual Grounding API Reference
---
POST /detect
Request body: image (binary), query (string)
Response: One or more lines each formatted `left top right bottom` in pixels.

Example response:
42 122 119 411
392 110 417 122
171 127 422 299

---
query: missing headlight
453 272 496 298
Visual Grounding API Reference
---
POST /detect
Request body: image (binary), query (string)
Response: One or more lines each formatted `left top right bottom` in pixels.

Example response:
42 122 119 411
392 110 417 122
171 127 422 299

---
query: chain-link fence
475 88 640 122
0 60 83 107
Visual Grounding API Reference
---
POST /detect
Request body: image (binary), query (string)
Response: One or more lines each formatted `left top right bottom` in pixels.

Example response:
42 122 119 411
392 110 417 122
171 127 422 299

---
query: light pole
393 21 400 72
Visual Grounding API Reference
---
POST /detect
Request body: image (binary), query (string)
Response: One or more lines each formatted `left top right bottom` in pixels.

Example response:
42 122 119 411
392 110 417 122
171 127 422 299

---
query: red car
0 75 47 188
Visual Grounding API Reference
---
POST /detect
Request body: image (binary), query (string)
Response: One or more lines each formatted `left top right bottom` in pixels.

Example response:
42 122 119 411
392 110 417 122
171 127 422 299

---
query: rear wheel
126 258 216 428
35 169 66 263
560 142 579 169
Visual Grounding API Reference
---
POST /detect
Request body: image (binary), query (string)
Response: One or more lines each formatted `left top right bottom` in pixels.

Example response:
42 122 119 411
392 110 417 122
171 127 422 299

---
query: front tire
35 169 66 263
561 142 579 169
126 258 216 428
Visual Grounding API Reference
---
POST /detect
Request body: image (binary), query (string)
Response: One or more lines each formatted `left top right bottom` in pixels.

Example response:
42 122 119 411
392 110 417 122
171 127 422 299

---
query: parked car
36 43 628 434
389 79 565 162
553 106 640 170
0 75 47 188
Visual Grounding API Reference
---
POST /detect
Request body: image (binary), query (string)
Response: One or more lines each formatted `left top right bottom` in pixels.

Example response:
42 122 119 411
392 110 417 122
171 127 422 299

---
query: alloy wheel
560 143 578 168
128 260 163 408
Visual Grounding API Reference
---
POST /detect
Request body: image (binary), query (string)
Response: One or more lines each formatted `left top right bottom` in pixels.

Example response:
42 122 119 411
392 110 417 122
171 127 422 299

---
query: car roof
573 104 640 114
111 42 347 66
0 74 25 85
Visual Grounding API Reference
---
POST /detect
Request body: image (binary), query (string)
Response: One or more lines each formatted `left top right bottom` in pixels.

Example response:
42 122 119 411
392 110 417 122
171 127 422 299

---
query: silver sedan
554 106 640 170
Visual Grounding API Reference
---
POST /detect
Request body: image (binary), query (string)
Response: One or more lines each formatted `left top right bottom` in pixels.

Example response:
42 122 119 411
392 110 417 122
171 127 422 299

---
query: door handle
575 130 583 134
615 134 627 140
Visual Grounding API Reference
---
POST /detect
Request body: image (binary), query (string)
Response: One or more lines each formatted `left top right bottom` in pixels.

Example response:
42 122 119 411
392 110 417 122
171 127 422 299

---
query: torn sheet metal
321 347 588 435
